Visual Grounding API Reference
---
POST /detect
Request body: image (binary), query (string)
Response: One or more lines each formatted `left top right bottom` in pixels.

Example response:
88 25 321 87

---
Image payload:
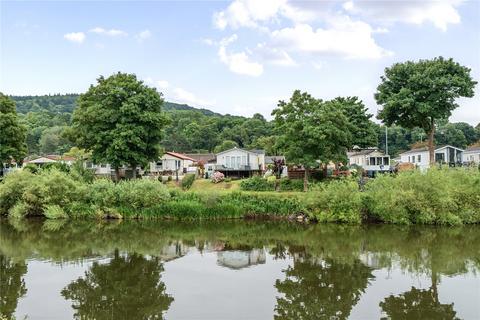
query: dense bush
306 179 362 224
0 169 87 217
240 176 275 191
278 178 304 191
1 167 478 224
240 176 304 192
181 174 196 190
364 168 480 225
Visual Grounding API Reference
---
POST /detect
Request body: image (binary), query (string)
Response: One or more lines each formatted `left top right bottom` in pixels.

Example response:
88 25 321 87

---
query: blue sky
1 0 479 125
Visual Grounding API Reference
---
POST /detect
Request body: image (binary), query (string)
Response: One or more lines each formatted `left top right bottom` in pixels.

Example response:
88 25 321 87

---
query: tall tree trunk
131 163 137 179
428 118 435 166
303 167 309 192
114 167 120 182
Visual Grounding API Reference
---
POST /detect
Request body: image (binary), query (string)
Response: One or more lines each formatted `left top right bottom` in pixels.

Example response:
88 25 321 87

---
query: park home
462 145 480 164
214 147 265 177
347 147 390 174
399 145 463 170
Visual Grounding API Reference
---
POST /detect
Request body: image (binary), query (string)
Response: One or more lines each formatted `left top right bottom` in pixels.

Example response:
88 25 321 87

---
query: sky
1 0 479 125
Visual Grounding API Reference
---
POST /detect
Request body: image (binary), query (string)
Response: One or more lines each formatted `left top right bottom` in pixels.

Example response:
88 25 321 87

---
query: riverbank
0 168 479 225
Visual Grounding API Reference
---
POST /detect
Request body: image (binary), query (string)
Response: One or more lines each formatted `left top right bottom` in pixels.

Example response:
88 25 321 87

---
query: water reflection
275 255 374 320
0 219 478 319
0 255 27 319
61 250 173 320
380 287 459 320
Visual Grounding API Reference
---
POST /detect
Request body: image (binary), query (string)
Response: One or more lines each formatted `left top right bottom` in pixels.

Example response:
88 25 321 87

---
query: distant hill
10 94 222 117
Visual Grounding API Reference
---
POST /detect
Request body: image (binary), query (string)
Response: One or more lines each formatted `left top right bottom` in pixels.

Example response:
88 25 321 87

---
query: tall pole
385 126 388 155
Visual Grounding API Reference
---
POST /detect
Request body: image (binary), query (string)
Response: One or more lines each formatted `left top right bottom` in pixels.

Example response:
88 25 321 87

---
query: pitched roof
400 145 464 155
216 147 254 156
165 151 197 162
185 153 216 163
465 145 480 152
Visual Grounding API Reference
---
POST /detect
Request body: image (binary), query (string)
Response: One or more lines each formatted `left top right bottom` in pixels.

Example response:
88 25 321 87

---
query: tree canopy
375 57 477 164
72 73 169 178
331 96 377 148
0 93 27 164
272 90 352 190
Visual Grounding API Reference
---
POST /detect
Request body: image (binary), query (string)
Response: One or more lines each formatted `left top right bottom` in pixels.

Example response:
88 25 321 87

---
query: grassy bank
0 168 479 225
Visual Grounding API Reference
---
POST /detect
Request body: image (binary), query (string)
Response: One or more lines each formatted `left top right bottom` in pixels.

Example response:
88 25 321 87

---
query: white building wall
400 151 430 170
150 154 194 173
463 151 480 164
216 149 265 170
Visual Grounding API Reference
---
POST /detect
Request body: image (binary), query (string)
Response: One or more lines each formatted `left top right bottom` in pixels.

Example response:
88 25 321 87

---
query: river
0 219 479 319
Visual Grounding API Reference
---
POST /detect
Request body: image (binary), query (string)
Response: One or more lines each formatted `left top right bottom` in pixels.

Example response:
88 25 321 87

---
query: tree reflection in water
61 250 173 320
380 286 459 320
274 253 374 320
0 255 27 319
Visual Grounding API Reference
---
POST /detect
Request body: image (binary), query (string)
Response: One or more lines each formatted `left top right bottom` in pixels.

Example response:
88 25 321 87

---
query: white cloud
144 77 213 107
213 0 286 30
90 27 128 36
173 87 214 107
136 29 152 41
218 35 264 76
64 32 86 44
256 43 297 66
343 0 463 31
156 80 169 89
270 18 392 59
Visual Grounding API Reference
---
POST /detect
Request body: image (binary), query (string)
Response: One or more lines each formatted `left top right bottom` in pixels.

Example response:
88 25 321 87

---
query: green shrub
364 168 480 225
114 179 171 211
278 178 304 191
0 170 36 215
306 179 362 224
181 174 196 190
9 202 29 219
23 163 39 174
240 176 275 191
266 176 277 183
44 205 68 219
0 169 86 217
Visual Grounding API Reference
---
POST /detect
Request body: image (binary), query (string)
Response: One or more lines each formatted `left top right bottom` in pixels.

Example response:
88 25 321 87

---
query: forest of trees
10 93 480 158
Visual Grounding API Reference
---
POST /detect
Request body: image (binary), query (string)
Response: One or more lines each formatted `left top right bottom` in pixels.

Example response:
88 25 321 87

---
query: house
23 155 76 167
214 147 265 177
347 147 390 175
149 151 196 175
399 145 464 170
462 145 480 164
85 162 114 176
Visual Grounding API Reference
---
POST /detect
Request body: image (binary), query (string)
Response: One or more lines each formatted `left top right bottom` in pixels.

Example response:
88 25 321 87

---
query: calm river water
0 219 479 320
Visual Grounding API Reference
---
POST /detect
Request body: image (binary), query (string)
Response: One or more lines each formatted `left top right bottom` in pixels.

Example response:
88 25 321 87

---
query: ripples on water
0 219 479 319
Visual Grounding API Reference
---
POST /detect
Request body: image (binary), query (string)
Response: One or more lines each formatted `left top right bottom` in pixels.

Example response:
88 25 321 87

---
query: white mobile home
150 151 196 174
462 145 480 164
347 148 390 174
399 145 464 170
215 147 265 176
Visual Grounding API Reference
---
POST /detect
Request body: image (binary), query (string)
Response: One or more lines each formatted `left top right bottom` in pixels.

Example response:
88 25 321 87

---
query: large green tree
72 73 169 179
272 90 352 191
0 94 27 166
331 96 377 148
375 57 476 165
